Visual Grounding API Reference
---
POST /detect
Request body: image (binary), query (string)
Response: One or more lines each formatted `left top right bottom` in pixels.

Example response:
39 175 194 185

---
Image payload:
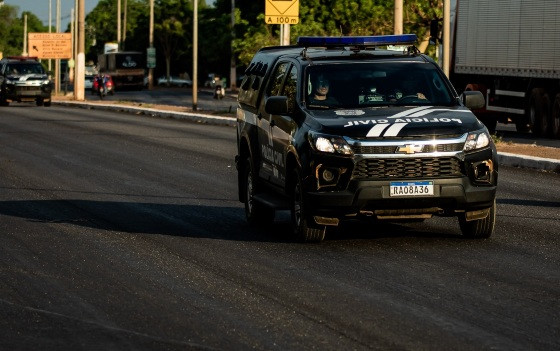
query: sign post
265 0 299 25
28 33 72 59
265 0 299 46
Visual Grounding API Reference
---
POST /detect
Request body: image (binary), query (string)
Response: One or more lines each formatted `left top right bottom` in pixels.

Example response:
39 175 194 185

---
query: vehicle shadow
0 199 464 243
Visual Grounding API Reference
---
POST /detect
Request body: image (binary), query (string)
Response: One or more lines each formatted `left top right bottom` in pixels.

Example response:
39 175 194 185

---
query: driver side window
267 62 289 97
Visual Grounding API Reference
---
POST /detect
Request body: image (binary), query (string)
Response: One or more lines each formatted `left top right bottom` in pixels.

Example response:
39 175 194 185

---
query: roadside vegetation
1 0 442 82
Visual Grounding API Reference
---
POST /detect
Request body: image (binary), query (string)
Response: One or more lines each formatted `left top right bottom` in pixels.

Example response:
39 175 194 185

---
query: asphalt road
0 105 559 350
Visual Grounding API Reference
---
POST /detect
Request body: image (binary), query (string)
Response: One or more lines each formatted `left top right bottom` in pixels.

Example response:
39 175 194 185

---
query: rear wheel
243 157 274 226
458 199 496 239
291 168 326 242
538 93 551 136
515 116 531 133
528 89 545 136
551 93 560 138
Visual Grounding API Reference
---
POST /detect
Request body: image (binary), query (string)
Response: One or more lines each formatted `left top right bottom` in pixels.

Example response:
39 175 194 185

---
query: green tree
0 5 47 57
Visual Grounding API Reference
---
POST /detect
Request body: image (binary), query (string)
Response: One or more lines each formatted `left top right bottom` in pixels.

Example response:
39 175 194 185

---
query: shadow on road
0 199 470 243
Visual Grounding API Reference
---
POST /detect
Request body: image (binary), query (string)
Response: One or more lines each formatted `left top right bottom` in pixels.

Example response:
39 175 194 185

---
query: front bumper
3 84 52 101
303 146 498 218
306 176 496 217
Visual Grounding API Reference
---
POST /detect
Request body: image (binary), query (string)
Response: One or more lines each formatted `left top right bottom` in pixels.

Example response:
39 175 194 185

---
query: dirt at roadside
496 142 560 160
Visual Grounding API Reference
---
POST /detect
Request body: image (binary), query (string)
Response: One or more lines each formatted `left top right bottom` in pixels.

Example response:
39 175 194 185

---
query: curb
54 100 236 127
53 100 560 173
497 152 560 173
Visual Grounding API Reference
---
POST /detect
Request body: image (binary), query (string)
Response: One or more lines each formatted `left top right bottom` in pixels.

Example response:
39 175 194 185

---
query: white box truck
449 0 560 137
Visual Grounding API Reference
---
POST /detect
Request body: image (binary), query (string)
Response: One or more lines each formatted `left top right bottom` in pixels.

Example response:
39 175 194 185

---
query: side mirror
462 91 485 110
265 96 289 115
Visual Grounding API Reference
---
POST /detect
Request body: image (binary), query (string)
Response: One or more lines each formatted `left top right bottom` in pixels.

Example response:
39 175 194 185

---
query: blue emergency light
297 34 417 47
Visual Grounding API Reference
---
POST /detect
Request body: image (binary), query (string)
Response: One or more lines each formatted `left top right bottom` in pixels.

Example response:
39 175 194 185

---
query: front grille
15 86 41 92
353 145 398 154
352 157 464 179
352 143 464 154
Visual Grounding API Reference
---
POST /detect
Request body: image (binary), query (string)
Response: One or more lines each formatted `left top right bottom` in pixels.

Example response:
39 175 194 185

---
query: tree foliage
0 4 47 57
2 0 443 81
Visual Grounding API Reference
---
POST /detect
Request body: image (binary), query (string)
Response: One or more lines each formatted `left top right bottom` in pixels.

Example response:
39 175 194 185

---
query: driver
308 74 338 107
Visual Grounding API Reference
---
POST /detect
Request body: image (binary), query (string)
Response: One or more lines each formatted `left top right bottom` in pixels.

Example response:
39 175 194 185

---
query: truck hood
7 74 48 82
305 105 483 138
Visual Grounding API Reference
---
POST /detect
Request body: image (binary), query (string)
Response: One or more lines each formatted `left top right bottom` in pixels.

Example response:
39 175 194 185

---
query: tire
538 93 551 136
290 168 326 242
36 98 44 106
515 117 531 133
528 89 544 136
243 157 274 226
44 99 51 107
551 93 560 138
478 116 497 134
0 95 9 106
458 199 496 239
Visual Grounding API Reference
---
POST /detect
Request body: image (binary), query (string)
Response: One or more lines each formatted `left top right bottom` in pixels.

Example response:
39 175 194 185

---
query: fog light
322 169 335 182
473 160 493 183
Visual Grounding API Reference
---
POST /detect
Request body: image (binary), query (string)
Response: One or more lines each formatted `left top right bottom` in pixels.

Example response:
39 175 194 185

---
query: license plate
390 181 434 197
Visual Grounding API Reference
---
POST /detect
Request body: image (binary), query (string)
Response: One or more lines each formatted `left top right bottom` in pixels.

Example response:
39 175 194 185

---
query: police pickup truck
0 56 53 107
235 35 498 242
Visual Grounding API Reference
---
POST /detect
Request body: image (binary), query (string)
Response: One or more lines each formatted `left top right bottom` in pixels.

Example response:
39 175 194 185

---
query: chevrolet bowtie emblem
397 144 423 154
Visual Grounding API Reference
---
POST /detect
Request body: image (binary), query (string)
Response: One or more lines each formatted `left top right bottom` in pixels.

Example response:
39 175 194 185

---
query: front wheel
291 168 326 242
0 96 9 106
458 199 496 239
243 157 274 226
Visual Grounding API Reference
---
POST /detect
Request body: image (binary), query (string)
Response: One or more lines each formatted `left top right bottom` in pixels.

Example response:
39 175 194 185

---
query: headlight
464 130 490 151
310 133 353 155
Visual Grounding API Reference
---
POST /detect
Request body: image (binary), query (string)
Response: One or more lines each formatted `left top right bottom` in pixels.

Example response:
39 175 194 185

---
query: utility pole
193 0 198 111
75 0 85 100
117 0 121 50
48 0 52 71
443 0 451 77
55 0 60 95
229 0 236 90
148 0 154 90
394 0 403 35
122 0 127 50
23 14 27 55
69 8 74 84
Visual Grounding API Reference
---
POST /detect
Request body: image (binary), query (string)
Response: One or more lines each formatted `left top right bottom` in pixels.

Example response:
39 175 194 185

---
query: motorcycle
213 84 225 100
95 75 108 99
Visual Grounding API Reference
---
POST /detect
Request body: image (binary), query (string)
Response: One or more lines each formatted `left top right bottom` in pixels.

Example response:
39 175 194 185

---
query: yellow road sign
28 33 72 59
265 0 299 24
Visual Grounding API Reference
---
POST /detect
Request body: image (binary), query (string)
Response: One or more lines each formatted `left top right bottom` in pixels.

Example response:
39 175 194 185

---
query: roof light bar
297 34 417 48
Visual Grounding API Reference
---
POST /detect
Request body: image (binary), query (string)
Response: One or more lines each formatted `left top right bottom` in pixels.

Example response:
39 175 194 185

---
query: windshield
6 63 45 75
305 62 454 109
